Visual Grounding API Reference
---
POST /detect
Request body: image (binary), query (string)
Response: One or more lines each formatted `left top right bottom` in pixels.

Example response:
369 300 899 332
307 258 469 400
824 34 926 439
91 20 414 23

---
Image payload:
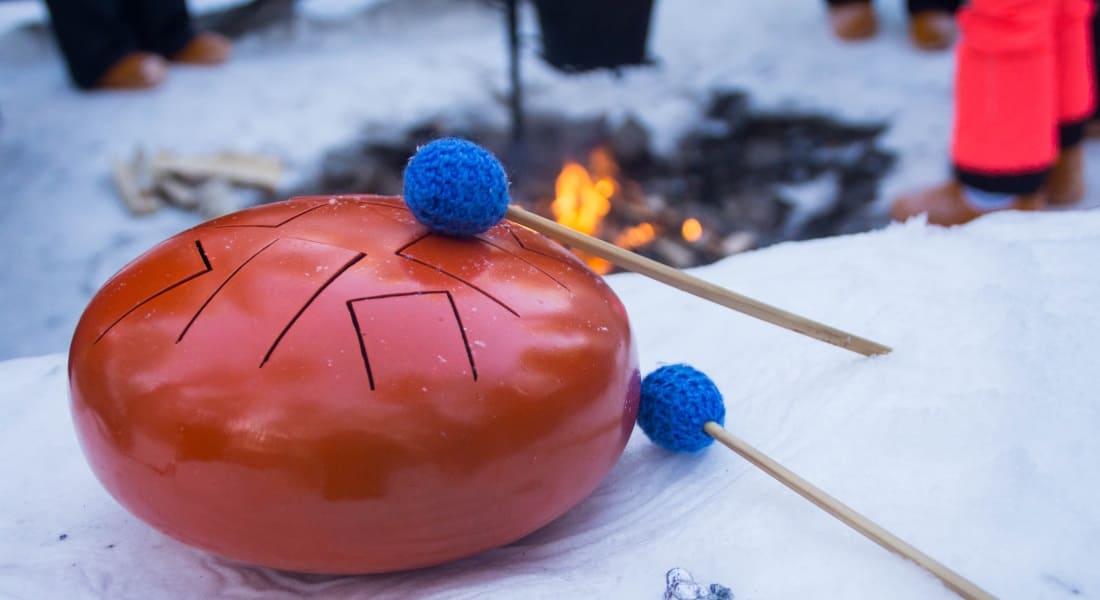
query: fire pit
297 90 895 273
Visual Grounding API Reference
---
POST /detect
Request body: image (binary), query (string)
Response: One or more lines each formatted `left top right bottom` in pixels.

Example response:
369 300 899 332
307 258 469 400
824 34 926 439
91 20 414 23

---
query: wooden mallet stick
505 205 891 357
704 422 994 600
640 365 993 600
400 138 890 357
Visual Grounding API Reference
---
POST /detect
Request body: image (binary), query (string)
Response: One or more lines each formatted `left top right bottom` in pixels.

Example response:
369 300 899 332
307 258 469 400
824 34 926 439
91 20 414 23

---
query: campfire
547 146 713 274
297 90 896 272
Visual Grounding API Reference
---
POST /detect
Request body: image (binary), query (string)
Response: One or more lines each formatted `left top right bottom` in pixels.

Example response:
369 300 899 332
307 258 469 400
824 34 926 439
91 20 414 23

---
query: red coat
953 0 1095 175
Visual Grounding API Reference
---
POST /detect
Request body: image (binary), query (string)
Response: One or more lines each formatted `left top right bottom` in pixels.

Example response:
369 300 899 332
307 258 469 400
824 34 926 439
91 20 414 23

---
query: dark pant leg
121 0 195 58
44 0 136 89
1093 0 1100 120
907 0 961 14
1053 0 1095 145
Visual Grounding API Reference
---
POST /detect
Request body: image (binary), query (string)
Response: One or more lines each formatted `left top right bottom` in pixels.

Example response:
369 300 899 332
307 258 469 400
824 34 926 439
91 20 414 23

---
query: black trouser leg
43 0 195 89
122 0 195 58
825 0 961 13
907 0 961 14
1060 120 1087 150
953 168 1047 196
1093 1 1100 121
44 0 137 89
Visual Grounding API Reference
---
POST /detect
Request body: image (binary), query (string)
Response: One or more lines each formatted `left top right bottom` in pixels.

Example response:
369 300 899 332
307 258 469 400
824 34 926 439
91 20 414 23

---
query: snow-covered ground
1 0 1099 598
4 210 1100 599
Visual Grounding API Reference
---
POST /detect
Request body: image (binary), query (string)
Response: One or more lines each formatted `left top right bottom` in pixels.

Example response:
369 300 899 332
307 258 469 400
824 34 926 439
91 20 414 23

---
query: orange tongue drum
69 194 640 574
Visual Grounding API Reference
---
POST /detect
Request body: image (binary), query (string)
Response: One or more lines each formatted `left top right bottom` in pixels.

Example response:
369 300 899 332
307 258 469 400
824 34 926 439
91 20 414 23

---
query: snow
1 0 1099 598
4 210 1100 598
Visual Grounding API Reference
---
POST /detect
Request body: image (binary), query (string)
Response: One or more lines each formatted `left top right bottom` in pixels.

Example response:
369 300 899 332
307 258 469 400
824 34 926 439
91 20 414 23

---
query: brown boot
1086 119 1100 139
96 52 168 90
909 10 956 51
1046 145 1085 207
170 32 232 65
829 2 877 41
891 181 1045 226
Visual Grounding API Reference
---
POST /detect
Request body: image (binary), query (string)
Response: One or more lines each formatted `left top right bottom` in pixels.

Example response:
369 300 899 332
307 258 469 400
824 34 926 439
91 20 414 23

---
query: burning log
543 146 741 274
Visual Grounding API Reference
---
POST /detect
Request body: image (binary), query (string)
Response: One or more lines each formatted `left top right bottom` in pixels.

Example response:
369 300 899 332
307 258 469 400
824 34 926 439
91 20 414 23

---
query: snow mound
2 210 1098 599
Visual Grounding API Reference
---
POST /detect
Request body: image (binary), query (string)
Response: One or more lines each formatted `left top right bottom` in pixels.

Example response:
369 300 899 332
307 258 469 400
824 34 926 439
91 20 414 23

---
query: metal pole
505 0 525 144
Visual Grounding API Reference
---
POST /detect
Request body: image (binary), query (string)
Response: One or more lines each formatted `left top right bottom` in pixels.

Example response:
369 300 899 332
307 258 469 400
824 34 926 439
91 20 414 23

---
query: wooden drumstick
704 422 993 600
402 138 892 357
505 205 891 357
640 365 994 600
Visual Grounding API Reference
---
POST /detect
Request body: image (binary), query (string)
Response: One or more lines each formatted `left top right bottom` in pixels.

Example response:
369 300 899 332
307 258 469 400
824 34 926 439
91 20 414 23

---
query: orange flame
615 222 656 249
548 147 666 274
551 147 624 274
681 218 703 242
551 162 613 236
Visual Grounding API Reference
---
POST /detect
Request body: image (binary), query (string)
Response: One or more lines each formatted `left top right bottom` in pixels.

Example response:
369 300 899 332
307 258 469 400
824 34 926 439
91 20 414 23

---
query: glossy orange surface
68 195 640 574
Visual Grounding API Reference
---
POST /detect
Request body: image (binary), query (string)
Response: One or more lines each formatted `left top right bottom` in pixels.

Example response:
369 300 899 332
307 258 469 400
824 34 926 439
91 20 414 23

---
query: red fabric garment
1057 0 1096 123
952 0 1095 176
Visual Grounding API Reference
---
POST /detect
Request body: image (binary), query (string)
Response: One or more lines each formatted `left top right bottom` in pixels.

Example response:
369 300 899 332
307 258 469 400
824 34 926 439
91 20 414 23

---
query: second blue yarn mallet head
638 364 726 452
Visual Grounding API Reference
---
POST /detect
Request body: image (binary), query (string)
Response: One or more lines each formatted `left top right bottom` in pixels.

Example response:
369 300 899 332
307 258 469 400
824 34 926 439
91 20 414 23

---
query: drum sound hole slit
346 299 376 390
177 239 280 343
214 202 327 229
476 233 570 291
94 240 212 345
396 235 521 318
506 224 575 265
260 252 366 367
346 290 479 389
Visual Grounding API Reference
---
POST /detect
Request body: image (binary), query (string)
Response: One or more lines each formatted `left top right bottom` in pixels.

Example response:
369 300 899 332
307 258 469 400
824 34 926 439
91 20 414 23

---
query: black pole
505 0 525 145
1093 1 1099 124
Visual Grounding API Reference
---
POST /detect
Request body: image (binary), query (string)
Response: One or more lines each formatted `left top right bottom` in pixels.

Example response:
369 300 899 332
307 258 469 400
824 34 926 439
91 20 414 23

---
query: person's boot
909 10 956 51
828 2 877 41
891 181 1045 226
96 52 168 90
1086 118 1100 139
170 32 232 65
1046 145 1085 207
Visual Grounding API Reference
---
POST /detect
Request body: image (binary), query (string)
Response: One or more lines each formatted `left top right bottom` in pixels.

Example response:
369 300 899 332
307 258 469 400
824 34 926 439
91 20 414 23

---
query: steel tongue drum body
68 140 640 574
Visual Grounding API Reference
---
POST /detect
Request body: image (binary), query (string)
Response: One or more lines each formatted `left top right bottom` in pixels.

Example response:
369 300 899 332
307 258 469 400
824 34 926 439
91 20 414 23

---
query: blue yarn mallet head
402 138 511 236
638 364 726 452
